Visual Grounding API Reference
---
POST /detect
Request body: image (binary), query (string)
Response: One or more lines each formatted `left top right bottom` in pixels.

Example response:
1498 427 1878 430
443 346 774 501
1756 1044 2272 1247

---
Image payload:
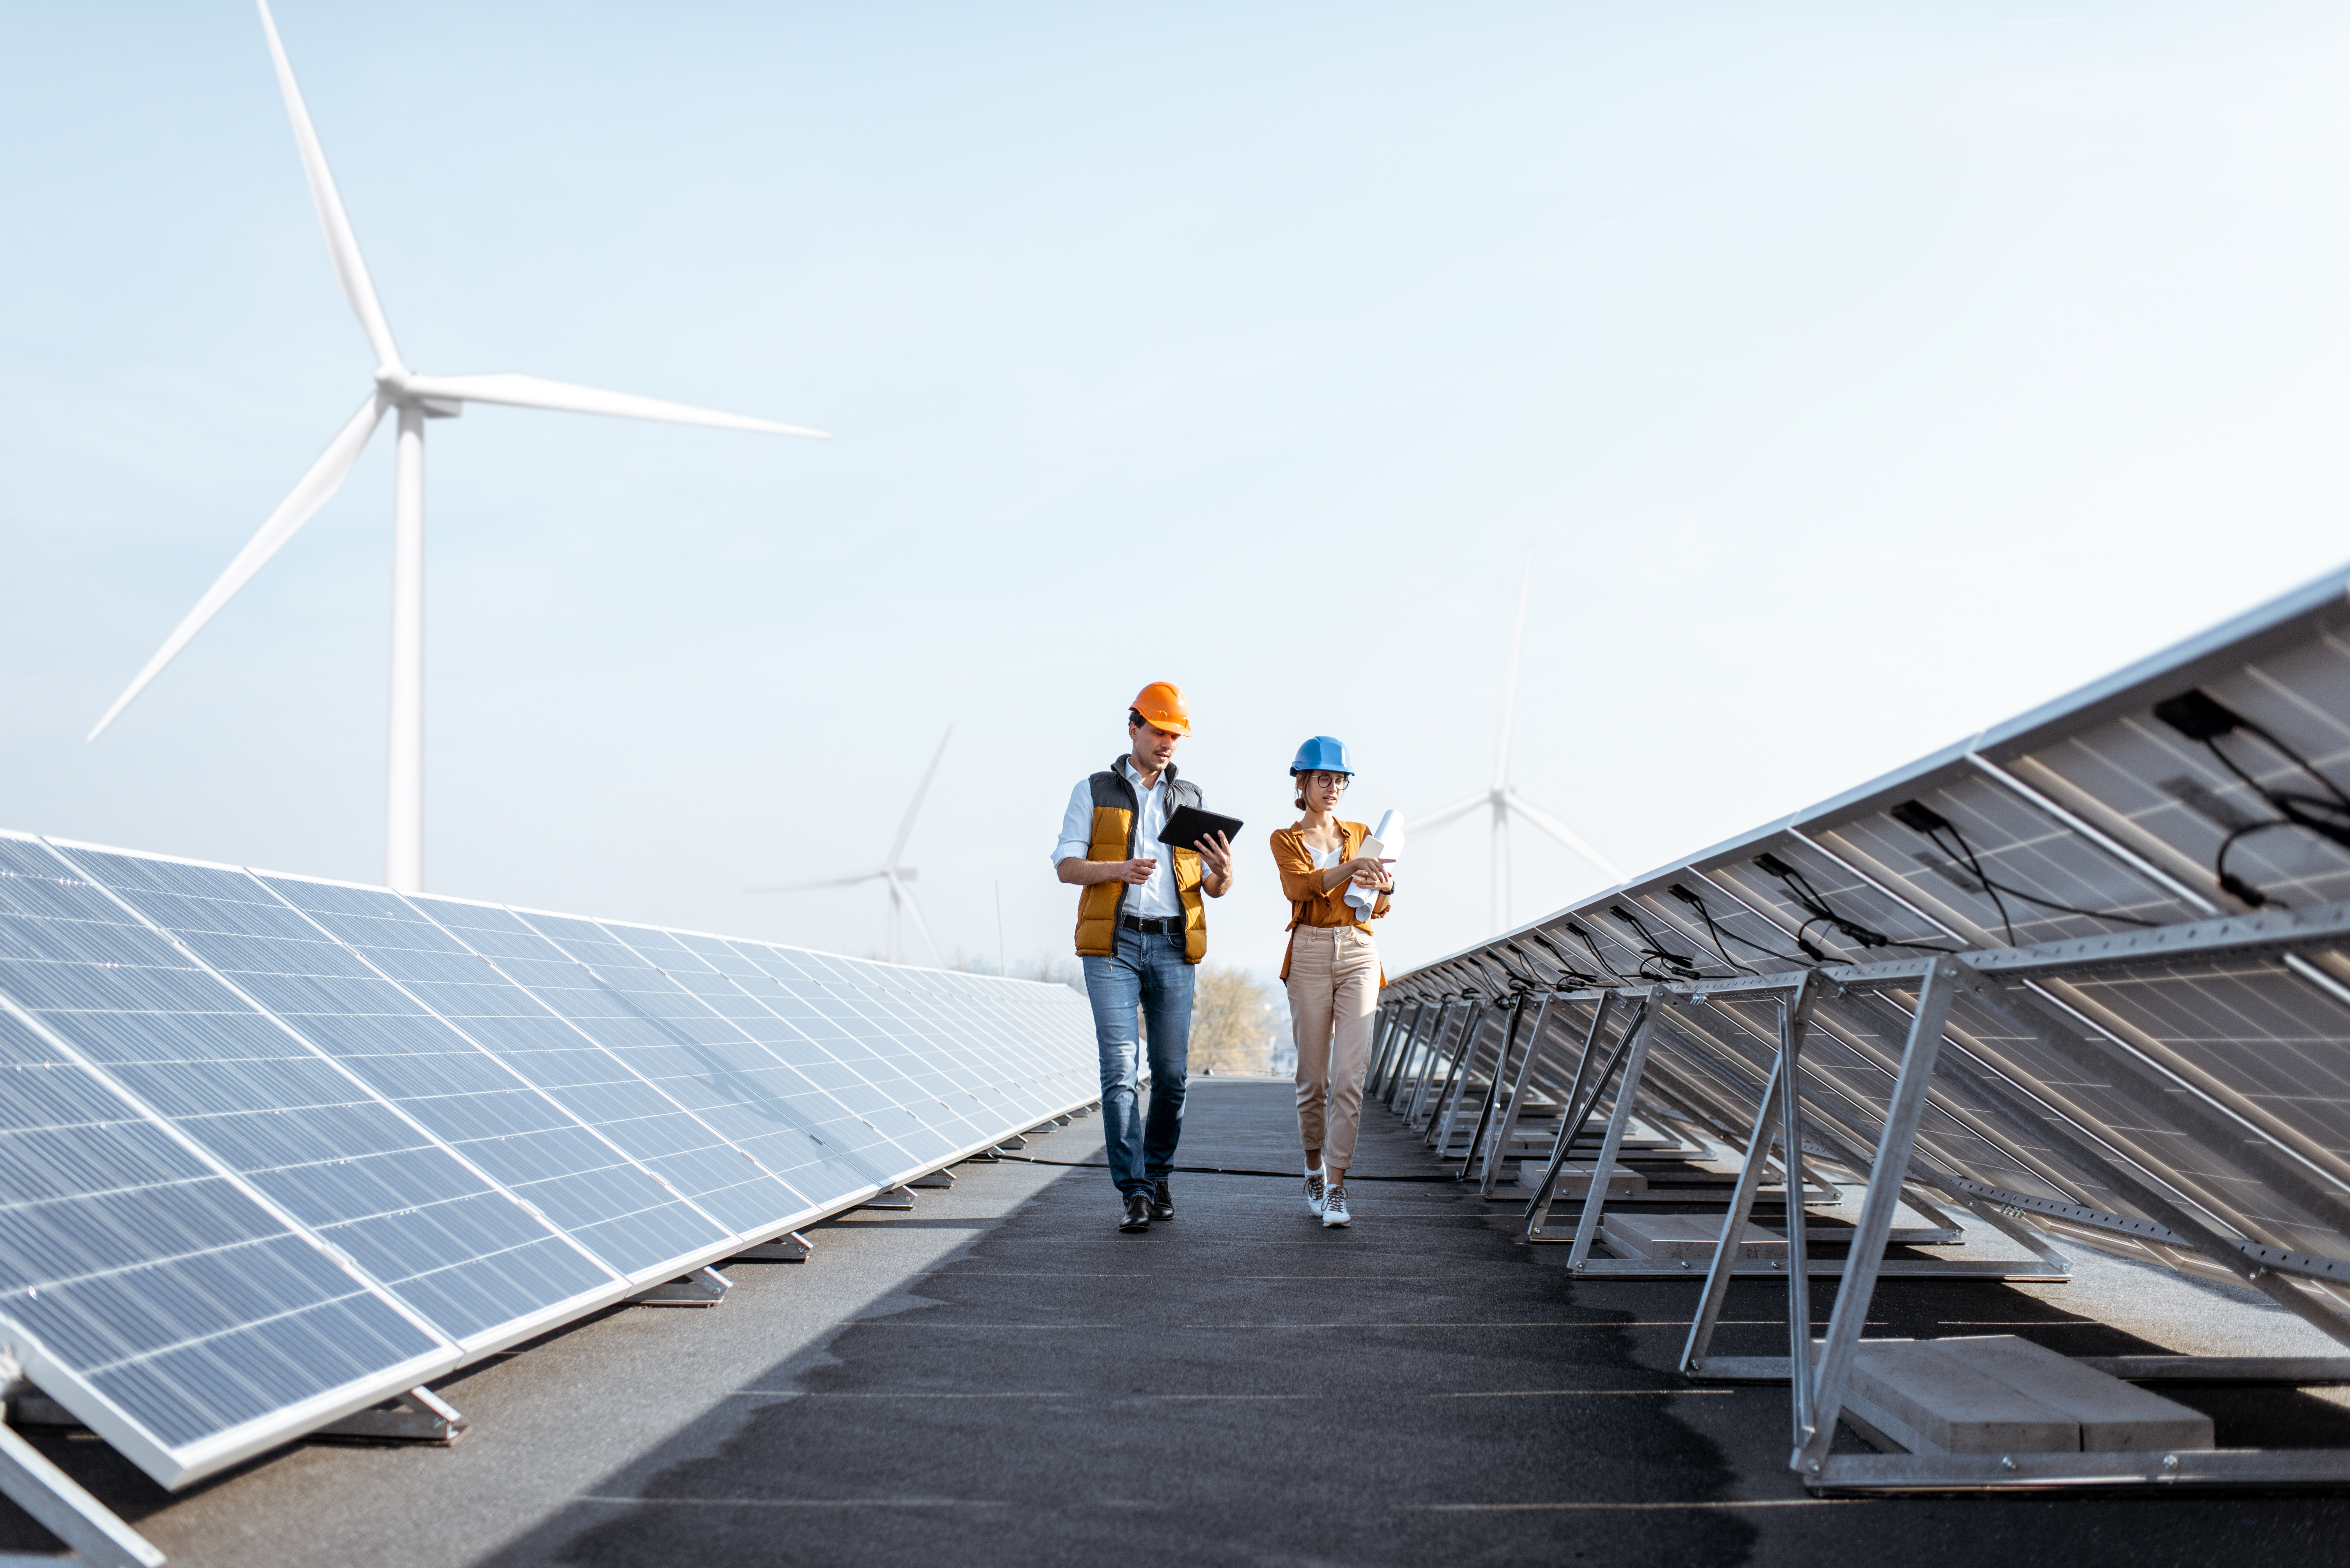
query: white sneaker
1322 1183 1351 1227
1304 1170 1326 1217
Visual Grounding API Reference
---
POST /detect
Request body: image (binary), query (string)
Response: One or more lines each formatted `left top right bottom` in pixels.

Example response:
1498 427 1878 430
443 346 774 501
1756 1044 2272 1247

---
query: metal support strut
1793 957 1960 1477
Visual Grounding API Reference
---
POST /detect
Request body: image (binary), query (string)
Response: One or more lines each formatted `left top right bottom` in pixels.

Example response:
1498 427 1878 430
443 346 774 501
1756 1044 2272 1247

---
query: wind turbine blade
745 870 886 892
1493 552 1532 789
1402 792 1490 840
255 0 402 371
888 871 946 968
88 393 386 741
399 373 829 438
1504 790 1626 882
886 727 952 871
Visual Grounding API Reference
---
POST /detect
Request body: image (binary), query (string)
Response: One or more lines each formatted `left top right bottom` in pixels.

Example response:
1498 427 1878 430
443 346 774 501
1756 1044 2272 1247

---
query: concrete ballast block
1510 1162 1647 1194
1935 1336 2213 1452
1846 1341 2077 1455
1601 1214 1784 1261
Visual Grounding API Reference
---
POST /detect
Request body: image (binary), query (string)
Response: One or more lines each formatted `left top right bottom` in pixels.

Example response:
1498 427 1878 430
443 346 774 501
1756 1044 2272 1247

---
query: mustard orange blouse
1270 819 1392 979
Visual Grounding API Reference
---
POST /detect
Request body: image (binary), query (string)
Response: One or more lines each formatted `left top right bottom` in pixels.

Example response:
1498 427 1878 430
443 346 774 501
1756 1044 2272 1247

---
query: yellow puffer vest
1072 760 1208 964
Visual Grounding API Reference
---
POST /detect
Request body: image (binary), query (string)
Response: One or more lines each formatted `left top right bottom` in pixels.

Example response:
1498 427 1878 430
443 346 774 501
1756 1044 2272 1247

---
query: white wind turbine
1406 560 1625 935
87 0 828 894
749 730 952 967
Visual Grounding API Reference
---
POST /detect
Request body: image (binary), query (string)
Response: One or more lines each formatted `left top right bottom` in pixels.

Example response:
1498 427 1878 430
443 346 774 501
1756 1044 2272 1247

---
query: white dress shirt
1052 758 1182 919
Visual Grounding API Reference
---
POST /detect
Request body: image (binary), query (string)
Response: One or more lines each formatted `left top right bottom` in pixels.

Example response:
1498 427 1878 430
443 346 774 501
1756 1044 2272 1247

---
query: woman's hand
1346 856 1395 888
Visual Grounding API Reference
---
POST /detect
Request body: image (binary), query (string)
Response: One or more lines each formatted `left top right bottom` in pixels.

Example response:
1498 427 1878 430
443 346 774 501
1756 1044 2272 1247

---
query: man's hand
1196 831 1234 880
1117 856 1158 885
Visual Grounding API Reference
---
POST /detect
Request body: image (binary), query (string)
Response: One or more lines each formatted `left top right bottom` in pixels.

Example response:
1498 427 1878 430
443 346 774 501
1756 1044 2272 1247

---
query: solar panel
1383 563 2350 1490
0 995 452 1487
505 912 916 1204
276 888 793 1245
4 837 599 1355
658 930 960 1165
77 855 739 1299
248 873 743 1279
0 833 1097 1510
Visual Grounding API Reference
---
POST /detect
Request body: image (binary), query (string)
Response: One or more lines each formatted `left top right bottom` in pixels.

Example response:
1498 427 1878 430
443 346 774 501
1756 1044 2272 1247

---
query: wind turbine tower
87 0 829 893
749 730 953 966
1407 560 1625 934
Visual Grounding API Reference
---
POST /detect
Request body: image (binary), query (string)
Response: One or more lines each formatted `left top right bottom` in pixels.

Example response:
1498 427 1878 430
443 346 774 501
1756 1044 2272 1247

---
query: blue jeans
1084 923 1194 1197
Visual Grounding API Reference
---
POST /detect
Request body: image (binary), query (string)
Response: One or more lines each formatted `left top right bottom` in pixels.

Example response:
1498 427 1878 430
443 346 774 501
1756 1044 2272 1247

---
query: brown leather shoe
1118 1193 1151 1232
1150 1179 1175 1222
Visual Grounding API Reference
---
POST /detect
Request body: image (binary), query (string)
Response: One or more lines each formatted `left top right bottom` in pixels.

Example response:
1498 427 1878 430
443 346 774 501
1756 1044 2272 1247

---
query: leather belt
1120 915 1181 934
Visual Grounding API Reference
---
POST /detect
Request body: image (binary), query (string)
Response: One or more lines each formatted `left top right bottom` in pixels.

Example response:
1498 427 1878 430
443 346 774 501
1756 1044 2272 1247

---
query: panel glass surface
713 940 976 1153
261 880 757 1251
815 959 1051 1141
403 898 801 1238
72 855 737 1300
511 914 905 1202
651 930 946 1164
880 966 1087 1127
754 946 1050 1148
0 838 557 1347
0 1003 440 1456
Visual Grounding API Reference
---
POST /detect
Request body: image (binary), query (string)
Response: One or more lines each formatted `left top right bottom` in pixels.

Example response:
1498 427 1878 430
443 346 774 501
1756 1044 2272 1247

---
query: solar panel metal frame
1384 563 2350 1492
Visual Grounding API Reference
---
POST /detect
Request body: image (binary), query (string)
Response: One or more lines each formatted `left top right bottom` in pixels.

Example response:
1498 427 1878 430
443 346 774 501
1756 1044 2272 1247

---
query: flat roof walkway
13 1078 2350 1565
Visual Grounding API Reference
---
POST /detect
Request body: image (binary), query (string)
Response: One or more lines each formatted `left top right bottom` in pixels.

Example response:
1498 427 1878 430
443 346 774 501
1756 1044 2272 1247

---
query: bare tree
1187 966 1280 1074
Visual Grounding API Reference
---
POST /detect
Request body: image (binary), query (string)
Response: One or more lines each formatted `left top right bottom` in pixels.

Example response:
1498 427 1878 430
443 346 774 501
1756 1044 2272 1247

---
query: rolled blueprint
1346 809 1404 920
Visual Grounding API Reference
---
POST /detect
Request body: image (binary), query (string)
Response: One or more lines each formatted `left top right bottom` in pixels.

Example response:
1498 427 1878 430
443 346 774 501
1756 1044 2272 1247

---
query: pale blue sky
7 2 2350 980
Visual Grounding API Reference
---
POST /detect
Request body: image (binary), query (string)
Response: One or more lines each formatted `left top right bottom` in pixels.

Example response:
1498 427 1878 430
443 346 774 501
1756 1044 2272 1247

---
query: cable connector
2218 871 2275 908
1889 799 1952 834
2154 690 2245 741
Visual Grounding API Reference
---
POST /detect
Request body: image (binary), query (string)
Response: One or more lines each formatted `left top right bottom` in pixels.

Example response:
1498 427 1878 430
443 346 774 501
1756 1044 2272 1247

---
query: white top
1311 834 1376 923
1051 757 1182 919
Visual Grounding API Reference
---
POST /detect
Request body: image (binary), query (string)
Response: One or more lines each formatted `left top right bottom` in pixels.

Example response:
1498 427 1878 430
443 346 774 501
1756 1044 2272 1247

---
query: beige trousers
1286 924 1380 1170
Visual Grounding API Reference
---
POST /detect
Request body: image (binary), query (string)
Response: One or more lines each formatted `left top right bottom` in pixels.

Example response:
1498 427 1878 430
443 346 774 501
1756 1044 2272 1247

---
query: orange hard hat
1129 681 1192 735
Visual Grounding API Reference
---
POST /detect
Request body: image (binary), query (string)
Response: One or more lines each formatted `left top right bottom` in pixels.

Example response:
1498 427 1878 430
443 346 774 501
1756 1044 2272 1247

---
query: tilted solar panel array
0 833 1097 1488
1387 564 2350 1330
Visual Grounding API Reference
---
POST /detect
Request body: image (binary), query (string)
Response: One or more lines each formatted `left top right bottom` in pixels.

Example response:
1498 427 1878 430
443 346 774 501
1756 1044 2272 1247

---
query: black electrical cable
1887 801 2160 942
1606 903 1717 982
1665 882 1822 968
1564 920 1638 984
1669 890 1755 974
2150 689 2350 908
1527 931 1608 989
1753 852 1960 955
2212 820 2317 908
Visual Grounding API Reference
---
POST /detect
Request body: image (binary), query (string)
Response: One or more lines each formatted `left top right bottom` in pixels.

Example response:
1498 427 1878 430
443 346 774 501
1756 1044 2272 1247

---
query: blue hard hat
1289 736 1353 776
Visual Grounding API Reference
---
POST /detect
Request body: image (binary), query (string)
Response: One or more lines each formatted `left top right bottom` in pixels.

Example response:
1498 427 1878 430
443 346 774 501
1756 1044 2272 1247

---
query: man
1054 681 1234 1232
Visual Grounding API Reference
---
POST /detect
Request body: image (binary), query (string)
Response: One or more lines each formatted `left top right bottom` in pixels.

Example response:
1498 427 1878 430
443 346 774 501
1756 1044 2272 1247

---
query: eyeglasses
1305 773 1350 791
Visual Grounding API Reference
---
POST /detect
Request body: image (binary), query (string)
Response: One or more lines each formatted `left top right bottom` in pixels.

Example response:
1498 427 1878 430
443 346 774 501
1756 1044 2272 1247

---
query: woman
1270 736 1393 1229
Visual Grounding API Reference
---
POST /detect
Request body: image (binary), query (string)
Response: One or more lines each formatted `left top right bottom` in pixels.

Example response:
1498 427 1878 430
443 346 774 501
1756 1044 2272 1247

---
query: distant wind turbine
1406 559 1624 934
87 0 829 894
750 729 952 966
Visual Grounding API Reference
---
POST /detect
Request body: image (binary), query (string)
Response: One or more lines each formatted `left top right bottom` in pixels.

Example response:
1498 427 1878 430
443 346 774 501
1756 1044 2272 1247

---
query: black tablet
1158 804 1244 852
